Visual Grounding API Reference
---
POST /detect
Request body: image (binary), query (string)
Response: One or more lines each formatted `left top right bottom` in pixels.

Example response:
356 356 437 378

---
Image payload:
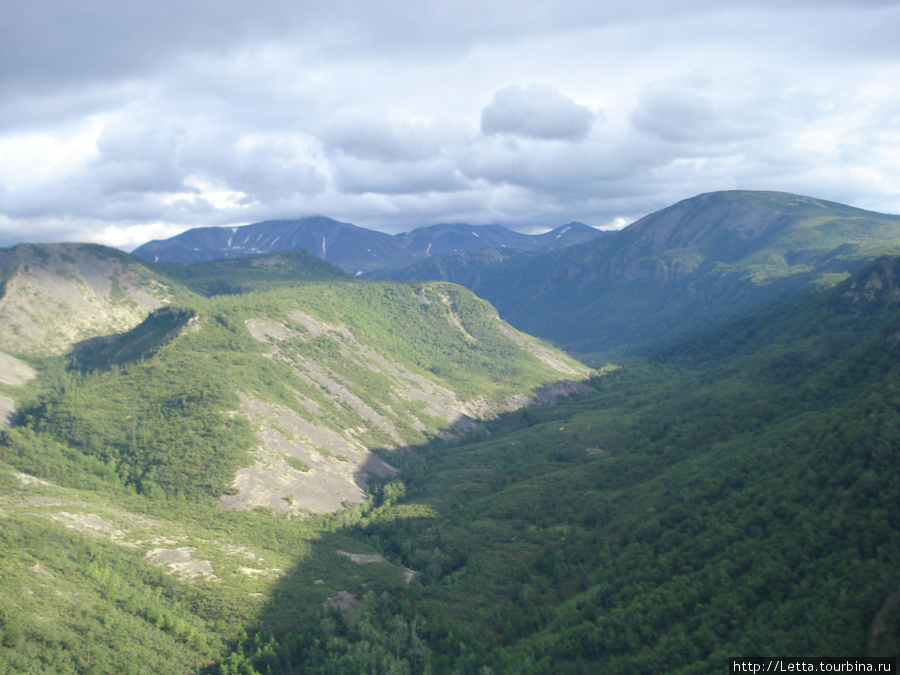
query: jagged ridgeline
9 247 588 503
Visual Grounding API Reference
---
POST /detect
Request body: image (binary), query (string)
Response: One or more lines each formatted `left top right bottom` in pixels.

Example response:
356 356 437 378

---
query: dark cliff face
811 255 900 350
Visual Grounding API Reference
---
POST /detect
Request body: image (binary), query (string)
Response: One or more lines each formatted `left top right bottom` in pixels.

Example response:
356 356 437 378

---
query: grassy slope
0 243 198 357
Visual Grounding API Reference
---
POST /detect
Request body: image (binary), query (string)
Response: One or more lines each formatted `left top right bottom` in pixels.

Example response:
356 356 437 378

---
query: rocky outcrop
224 309 591 515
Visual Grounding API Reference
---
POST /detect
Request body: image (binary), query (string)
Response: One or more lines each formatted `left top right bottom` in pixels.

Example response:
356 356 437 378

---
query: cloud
331 156 469 196
629 74 814 146
322 110 450 163
480 85 596 141
1 1 900 249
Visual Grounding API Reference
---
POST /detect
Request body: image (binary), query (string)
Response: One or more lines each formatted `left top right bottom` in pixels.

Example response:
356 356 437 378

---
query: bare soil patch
221 395 397 515
0 395 16 428
144 547 216 580
0 351 36 385
324 590 357 619
337 549 388 564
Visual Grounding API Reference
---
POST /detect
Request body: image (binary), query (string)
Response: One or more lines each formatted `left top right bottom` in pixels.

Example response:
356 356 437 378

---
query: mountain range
131 217 606 275
385 190 900 357
1 189 900 672
131 191 900 360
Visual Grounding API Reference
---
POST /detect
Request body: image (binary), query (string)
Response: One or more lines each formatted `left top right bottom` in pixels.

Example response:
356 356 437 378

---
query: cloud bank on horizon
0 0 898 250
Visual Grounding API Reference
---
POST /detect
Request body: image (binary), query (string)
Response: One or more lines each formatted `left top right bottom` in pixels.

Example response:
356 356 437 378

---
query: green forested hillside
13 276 585 502
3 219 900 673
214 257 900 673
0 253 590 673
383 191 900 360
155 249 350 296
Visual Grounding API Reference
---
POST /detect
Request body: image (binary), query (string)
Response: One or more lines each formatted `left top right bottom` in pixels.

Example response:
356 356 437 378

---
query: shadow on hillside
251 448 438 633
204 380 610 671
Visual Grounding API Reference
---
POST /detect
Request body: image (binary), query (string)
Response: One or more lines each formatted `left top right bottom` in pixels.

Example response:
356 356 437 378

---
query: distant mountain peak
131 217 606 274
382 190 900 357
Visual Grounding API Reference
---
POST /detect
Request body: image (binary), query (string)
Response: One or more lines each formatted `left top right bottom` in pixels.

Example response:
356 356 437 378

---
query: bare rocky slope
224 304 591 515
0 243 185 355
2 245 591 517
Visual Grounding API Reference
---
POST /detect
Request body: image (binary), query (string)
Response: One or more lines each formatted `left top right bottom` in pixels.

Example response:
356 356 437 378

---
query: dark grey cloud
0 1 717 91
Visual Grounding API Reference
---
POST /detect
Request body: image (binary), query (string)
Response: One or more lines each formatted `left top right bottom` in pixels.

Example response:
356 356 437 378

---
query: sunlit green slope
16 278 587 504
0 249 589 673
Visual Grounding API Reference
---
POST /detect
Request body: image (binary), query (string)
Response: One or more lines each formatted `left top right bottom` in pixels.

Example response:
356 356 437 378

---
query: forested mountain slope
3 198 900 673
0 246 590 673
154 248 351 296
392 222 605 260
385 191 900 360
12 257 588 511
216 253 900 673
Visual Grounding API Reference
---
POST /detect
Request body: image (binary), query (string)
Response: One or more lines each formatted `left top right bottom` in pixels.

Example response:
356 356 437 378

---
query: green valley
0 242 589 673
211 256 900 672
1 191 899 673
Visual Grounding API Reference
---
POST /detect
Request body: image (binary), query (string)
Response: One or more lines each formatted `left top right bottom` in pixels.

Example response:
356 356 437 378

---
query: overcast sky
1 0 898 250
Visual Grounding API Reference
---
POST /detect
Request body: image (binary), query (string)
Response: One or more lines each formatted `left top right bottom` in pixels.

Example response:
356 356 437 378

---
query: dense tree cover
4 248 900 673
212 266 900 673
0 505 224 673
19 324 256 499
156 249 349 296
71 306 199 369
0 444 421 674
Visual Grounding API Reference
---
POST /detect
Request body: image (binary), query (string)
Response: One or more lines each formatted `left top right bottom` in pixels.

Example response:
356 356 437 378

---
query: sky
1 0 899 251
